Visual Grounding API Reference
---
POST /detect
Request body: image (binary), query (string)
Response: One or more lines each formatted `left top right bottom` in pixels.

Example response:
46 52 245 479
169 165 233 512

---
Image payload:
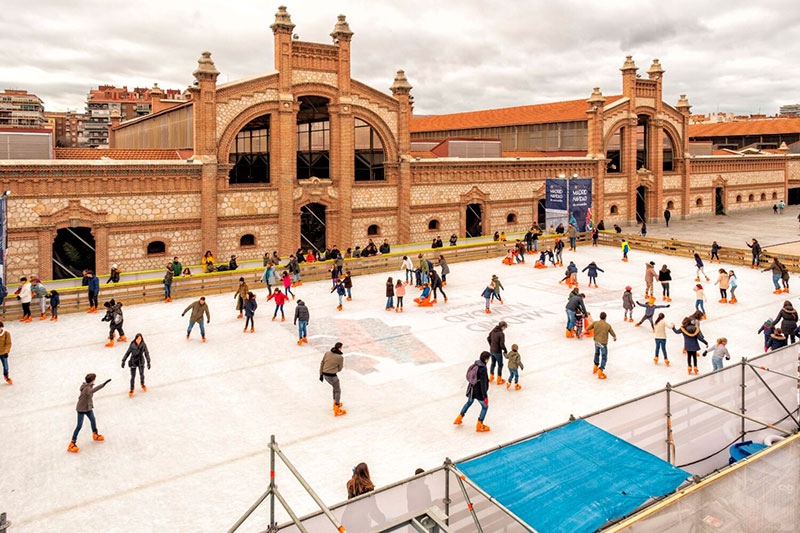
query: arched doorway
715 187 725 215
52 227 95 280
300 203 326 255
537 199 547 230
466 204 483 237
636 186 647 223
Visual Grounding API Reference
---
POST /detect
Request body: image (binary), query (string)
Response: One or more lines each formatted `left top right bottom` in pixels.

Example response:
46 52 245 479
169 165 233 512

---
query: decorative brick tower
675 94 692 218
190 51 220 256
586 87 607 220
330 14 355 249
391 70 413 242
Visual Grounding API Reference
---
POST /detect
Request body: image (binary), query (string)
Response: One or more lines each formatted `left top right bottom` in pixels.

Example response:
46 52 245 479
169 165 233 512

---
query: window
662 132 674 171
610 205 618 214
147 241 166 255
367 224 379 236
761 193 767 201
240 234 255 247
506 213 517 223
606 129 621 173
772 192 778 200
736 195 742 203
696 198 703 207
636 116 649 170
428 219 440 230
297 96 330 180
354 119 385 181
666 200 675 209
748 194 754 202
229 115 270 184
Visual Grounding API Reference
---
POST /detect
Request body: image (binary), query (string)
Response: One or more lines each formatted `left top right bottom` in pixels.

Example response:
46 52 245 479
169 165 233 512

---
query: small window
736 195 742 203
610 205 618 214
772 192 778 200
748 194 754 202
428 219 440 230
240 234 255 247
147 240 166 255
506 213 517 224
367 224 379 236
761 193 767 201
696 198 703 207
666 200 674 209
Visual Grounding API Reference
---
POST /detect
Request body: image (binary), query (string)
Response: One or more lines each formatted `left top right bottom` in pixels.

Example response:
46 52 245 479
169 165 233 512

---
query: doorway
789 188 800 206
537 199 547 231
715 187 725 215
466 203 483 238
635 186 647 223
300 203 326 255
52 227 95 280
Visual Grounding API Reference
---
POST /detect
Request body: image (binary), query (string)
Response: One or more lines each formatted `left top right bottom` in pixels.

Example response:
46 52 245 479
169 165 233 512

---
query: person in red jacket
267 288 288 321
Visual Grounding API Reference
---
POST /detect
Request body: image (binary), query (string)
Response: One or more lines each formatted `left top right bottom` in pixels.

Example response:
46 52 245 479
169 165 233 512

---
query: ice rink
1 239 793 531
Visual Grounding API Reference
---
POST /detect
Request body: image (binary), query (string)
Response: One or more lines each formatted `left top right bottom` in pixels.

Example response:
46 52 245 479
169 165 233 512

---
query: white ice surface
0 245 786 532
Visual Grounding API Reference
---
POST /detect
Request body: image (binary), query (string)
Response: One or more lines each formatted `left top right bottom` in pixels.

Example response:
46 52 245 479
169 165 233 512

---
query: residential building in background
780 104 800 116
0 89 45 129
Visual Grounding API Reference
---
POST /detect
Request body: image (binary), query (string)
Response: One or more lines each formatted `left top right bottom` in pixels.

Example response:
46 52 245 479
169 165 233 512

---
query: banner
545 179 568 233
0 195 6 304
569 178 593 232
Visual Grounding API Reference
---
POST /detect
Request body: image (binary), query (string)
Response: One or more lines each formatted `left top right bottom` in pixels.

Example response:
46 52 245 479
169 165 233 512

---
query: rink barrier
243 344 798 532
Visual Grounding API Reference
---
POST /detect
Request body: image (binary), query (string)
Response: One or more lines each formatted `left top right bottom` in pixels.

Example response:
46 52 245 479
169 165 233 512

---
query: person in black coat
429 270 447 303
453 351 491 431
121 333 151 397
774 301 799 344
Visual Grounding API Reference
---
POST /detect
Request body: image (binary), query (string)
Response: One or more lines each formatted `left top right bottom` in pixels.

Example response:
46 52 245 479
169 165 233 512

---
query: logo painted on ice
442 302 555 332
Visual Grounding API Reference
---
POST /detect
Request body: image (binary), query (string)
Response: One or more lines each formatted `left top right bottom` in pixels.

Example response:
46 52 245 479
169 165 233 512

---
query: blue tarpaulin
456 419 689 532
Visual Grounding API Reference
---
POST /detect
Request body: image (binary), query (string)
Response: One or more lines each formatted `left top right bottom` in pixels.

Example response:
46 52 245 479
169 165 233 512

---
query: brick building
1 6 799 281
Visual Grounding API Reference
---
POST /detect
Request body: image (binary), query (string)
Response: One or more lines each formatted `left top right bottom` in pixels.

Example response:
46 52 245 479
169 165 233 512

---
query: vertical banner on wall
569 179 593 232
0 195 7 304
545 179 568 232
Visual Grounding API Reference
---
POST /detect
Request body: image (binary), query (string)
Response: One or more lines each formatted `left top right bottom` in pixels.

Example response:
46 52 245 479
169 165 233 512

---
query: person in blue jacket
582 261 604 288
86 270 100 313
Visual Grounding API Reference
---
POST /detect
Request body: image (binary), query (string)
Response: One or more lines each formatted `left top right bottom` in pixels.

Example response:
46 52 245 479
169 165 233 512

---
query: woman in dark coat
453 351 491 432
437 255 451 284
673 317 708 376
121 333 151 397
773 301 798 344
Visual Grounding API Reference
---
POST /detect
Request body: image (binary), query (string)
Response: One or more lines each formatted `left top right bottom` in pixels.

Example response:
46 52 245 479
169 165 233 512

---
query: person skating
453 351 491 432
32 278 48 320
693 252 710 282
437 255 450 285
67 373 111 453
780 261 790 294
394 279 405 312
728 269 738 304
565 291 587 338
673 317 708 375
653 313 673 365
560 261 578 287
487 321 508 385
491 274 504 304
481 283 495 313
281 271 295 300
163 264 174 303
622 286 635 322
586 312 616 379
401 255 414 285
710 241 722 263
343 270 353 301
643 261 657 298
16 276 32 322
243 291 258 333
694 284 707 319
320 342 346 416
47 289 60 321
385 277 395 311
234 277 249 319
430 270 447 303
714 269 730 303
620 239 630 262
504 343 524 390
658 264 672 301
757 319 774 352
768 328 787 351
182 297 210 342
0 321 13 385
567 223 578 251
591 226 599 247
418 254 430 286
553 237 564 266
747 239 761 269
703 338 730 371
762 257 785 294
121 333 151 397
635 297 670 330
331 278 346 311
773 300 798 344
101 299 125 347
267 287 288 321
294 299 309 345
582 261 604 288
287 254 302 286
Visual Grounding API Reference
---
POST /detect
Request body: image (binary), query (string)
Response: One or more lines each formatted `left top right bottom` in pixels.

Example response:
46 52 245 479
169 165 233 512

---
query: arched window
229 115 270 184
696 198 703 207
736 195 742 203
367 224 379 236
506 213 517 224
610 205 618 214
297 96 330 180
748 194 754 202
662 132 674 171
666 200 675 209
428 219 440 230
772 192 778 200
761 193 767 201
606 130 621 173
240 234 255 247
354 118 385 181
147 240 166 255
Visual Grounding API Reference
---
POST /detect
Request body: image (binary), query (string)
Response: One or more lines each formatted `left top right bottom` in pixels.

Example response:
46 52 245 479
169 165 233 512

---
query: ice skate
729 297 737 304
693 366 699 374
496 377 506 385
297 339 303 345
129 389 134 397
395 307 399 312
272 317 276 321
39 313 47 320
444 297 448 303
337 305 343 311
694 277 700 282
485 308 491 313
141 385 147 392
593 364 598 374
201 337 206 343
719 298 727 303
431 299 437 304
783 288 790 293
476 421 490 432
687 367 692 375
50 316 58 321
453 414 463 425
244 327 248 333
4 376 12 385
250 327 254 333
565 329 575 338
705 277 710 282
333 402 347 416
515 383 521 390
105 339 115 347
489 373 495 383
302 337 308 343
654 357 659 364
67 441 79 453
118 336 126 342
597 369 607 379
635 323 641 327
506 382 511 389
92 432 104 441
186 334 190 340
665 359 670 366
773 289 783 294
237 313 243 319
346 297 352 301
281 317 285 322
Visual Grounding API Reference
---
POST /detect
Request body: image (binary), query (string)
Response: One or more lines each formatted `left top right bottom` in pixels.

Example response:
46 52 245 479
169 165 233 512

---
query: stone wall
108 228 202 272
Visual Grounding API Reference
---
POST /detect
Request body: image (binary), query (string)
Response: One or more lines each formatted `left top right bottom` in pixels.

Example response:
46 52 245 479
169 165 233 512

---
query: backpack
466 362 479 385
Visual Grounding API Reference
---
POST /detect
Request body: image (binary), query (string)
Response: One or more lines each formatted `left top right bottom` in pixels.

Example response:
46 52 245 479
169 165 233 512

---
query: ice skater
757 319 773 352
653 313 673 365
281 271 295 300
727 269 738 304
453 351 491 432
267 287 288 321
622 286 635 322
481 283 495 313
762 257 786 294
694 284 707 318
243 291 257 333
554 237 564 266
101 299 125 347
319 342 346 416
635 297 669 330
773 300 798 344
67 373 111 453
644 261 657 298
586 312 616 379
747 238 761 269
401 255 414 285
581 261 604 288
182 296 210 341
673 317 708 375
504 343 524 390
385 277 395 310
394 279 405 312
121 333 151 397
343 270 354 301
234 277 249 319
293 299 309 345
703 338 730 371
621 239 630 262
714 269 730 303
47 289 60 321
491 274 504 303
710 241 721 263
487 321 508 385
0 321 13 385
331 278 346 311
658 264 672 301
430 270 447 303
163 264 174 303
693 252 710 282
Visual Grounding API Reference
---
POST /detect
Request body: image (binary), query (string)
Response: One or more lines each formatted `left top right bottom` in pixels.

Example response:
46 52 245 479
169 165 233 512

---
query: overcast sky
2 0 799 116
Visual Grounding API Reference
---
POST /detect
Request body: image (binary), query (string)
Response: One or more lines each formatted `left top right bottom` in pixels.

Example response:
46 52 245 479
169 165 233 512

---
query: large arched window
606 129 621 173
662 132 675 171
354 118 385 181
297 96 330 180
229 115 270 184
636 115 649 170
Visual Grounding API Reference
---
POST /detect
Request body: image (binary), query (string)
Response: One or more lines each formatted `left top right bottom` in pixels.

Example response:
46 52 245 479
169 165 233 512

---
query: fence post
270 434 276 529
740 357 747 441
0 512 11 532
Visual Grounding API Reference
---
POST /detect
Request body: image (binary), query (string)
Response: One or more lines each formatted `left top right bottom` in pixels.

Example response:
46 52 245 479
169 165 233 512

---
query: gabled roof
55 148 191 160
689 118 800 137
410 95 623 133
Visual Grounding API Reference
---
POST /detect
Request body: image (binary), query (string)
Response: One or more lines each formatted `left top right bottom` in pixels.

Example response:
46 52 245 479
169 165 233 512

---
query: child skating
267 287 288 321
67 373 111 453
394 279 405 312
481 284 495 314
343 270 353 300
658 264 672 302
694 252 710 282
385 277 395 311
710 241 721 263
622 286 635 322
714 268 730 303
243 291 258 332
331 278 346 311
758 319 774 352
635 297 670 330
101 299 125 347
694 284 707 318
504 344 524 390
491 274 504 304
728 269 738 304
581 261 604 288
621 239 630 262
673 317 708 375
703 337 730 371
281 271 295 300
47 289 60 321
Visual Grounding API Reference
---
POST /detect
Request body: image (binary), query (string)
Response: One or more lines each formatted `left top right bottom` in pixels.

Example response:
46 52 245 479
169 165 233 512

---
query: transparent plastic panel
744 346 800 444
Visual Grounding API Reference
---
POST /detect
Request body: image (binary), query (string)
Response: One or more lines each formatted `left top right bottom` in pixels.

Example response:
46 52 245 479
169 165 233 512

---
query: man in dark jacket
565 292 587 338
87 270 100 313
182 297 210 341
294 299 310 345
379 239 391 254
453 351 491 432
487 321 508 385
